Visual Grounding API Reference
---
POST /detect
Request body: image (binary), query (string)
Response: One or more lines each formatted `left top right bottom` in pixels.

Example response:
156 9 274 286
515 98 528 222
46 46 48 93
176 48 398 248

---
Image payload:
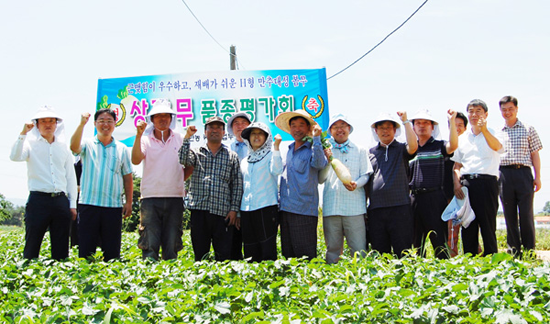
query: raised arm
131 120 147 165
478 117 502 152
10 123 33 161
178 126 198 167
70 113 90 154
398 111 418 155
446 109 458 154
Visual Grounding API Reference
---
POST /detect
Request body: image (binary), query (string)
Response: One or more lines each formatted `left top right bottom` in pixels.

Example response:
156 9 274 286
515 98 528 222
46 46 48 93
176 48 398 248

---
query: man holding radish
319 114 372 264
409 109 458 259
276 110 328 260
367 112 418 258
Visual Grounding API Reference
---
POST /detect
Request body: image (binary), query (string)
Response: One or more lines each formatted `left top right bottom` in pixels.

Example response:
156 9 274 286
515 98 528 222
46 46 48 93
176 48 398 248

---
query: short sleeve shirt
368 141 415 209
409 138 450 190
500 119 543 167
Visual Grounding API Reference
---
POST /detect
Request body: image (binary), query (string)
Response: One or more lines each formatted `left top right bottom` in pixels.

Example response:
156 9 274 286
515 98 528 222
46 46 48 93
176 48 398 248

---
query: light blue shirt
280 136 328 217
79 136 132 208
319 140 372 217
231 140 249 161
240 151 283 211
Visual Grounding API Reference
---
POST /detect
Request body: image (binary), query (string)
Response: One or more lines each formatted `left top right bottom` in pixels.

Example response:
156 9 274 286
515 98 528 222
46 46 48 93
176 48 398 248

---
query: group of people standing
10 95 542 263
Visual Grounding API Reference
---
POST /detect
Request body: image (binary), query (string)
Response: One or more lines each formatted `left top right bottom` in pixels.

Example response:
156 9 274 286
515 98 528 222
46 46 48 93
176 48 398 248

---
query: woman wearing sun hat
275 110 328 260
239 122 283 262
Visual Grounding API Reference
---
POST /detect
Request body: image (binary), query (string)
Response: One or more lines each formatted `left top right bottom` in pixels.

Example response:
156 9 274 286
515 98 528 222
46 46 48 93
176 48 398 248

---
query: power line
327 0 429 80
179 0 245 70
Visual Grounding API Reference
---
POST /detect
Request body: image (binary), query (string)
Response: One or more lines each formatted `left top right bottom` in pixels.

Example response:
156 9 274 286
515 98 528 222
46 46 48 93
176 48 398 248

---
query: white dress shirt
10 135 78 208
451 128 504 178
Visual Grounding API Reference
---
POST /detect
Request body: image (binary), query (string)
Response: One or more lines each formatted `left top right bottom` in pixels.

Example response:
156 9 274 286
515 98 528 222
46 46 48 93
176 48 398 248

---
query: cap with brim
205 116 226 127
147 99 175 117
275 109 318 134
227 112 252 136
410 109 438 125
370 113 401 129
241 122 270 141
328 113 354 134
32 105 62 122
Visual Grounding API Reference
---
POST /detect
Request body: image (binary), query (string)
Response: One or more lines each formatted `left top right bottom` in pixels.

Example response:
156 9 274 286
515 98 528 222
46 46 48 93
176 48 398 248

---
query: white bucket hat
227 112 252 136
328 113 353 134
410 109 441 139
370 112 402 143
32 105 63 123
144 99 176 135
29 105 66 143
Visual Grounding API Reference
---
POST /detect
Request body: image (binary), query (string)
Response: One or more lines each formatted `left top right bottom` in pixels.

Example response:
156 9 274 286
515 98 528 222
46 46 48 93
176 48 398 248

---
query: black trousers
412 190 449 259
230 223 244 261
190 210 234 261
368 204 414 258
461 176 499 256
24 192 71 260
241 205 279 262
280 211 318 260
78 204 123 261
499 167 535 255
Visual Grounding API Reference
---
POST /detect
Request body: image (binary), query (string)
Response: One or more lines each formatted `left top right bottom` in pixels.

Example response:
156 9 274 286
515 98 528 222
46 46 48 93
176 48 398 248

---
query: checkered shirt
179 139 243 217
500 120 543 167
321 141 372 216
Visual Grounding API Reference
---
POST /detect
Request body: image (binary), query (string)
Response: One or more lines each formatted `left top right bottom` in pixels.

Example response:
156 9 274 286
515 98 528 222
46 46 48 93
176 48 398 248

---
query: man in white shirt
452 99 503 256
10 106 77 260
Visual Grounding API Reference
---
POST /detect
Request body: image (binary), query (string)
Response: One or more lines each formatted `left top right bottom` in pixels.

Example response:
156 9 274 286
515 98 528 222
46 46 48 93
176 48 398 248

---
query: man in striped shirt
409 109 458 259
499 95 543 257
70 108 133 261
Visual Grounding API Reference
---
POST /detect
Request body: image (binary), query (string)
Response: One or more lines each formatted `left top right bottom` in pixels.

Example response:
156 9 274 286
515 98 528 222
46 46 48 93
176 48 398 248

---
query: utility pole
230 45 236 70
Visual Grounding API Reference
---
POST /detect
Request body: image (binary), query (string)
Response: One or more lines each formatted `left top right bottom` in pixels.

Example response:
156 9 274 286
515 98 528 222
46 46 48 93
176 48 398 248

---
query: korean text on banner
96 68 329 147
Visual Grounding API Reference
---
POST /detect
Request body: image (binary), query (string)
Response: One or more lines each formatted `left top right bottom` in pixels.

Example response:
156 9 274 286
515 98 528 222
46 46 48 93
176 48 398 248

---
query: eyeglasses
97 119 115 125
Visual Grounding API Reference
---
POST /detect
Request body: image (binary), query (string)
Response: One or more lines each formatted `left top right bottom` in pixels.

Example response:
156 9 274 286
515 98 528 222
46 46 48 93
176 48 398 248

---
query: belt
461 174 496 180
411 187 441 195
500 164 529 170
30 191 66 197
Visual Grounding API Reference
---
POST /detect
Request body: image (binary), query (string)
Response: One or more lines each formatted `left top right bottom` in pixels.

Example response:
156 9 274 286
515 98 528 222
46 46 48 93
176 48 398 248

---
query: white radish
329 156 352 186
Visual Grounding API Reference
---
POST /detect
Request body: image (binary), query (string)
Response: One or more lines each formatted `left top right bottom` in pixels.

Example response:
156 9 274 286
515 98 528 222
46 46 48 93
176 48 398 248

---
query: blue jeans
138 198 184 260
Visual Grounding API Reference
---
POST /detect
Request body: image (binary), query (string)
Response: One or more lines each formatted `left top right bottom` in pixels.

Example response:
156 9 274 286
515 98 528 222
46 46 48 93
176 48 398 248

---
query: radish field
1 229 550 323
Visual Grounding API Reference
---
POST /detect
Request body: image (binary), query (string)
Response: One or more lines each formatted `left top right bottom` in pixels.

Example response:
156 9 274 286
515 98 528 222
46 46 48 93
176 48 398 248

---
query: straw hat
274 109 317 134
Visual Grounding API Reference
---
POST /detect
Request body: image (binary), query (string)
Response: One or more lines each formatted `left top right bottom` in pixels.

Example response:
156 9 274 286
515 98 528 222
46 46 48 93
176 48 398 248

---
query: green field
1 229 550 323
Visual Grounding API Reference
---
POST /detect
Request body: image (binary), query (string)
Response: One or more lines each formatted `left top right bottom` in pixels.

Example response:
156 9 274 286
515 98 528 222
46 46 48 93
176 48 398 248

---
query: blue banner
96 68 329 147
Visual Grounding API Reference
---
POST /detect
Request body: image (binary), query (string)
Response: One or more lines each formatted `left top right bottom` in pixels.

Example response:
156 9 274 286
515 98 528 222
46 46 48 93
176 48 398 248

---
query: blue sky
1 0 549 211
